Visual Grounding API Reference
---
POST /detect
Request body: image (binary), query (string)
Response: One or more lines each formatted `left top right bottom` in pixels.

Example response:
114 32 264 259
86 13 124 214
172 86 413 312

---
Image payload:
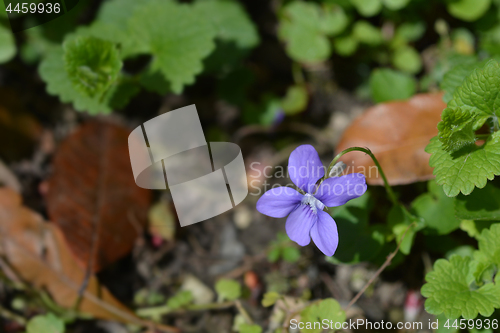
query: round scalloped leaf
194 0 259 49
0 25 16 63
447 0 491 22
63 36 122 98
369 68 416 103
421 255 500 319
128 1 216 94
350 0 382 17
382 0 411 11
426 134 500 197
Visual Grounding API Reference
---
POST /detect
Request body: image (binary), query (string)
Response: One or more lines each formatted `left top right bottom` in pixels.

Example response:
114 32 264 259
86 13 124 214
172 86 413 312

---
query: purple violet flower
256 145 367 256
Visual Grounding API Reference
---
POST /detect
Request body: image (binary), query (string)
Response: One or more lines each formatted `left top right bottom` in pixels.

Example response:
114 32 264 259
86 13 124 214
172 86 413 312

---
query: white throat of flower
302 193 325 213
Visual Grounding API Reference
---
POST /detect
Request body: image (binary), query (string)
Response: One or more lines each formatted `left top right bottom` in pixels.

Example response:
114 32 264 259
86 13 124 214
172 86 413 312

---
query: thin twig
235 300 254 325
344 223 416 311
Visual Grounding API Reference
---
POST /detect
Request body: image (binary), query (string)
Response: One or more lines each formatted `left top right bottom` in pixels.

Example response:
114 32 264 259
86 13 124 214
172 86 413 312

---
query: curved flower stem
321 147 398 206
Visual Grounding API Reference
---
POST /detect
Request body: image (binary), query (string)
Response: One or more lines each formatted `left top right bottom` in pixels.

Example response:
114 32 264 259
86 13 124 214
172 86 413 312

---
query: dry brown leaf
0 188 142 324
46 121 151 272
336 92 446 185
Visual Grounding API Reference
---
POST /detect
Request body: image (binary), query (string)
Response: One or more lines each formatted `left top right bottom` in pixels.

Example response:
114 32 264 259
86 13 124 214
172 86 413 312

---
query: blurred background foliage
2 0 500 332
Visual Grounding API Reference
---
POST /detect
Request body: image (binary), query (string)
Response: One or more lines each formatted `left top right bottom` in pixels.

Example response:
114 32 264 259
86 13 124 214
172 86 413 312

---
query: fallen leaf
46 121 151 272
336 92 446 185
0 188 143 324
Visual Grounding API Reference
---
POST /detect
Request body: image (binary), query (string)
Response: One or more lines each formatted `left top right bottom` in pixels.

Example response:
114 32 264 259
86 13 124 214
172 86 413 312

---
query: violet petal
315 173 367 207
256 186 303 218
285 204 317 246
288 145 325 193
310 210 339 256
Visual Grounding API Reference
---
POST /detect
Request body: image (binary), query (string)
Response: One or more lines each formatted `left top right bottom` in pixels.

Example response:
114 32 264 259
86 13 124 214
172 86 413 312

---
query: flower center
301 193 325 213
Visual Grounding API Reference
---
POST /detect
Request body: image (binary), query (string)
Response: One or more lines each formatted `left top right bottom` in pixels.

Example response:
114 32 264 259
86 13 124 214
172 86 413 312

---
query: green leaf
411 180 462 235
350 0 382 17
63 36 122 98
300 299 345 333
392 45 422 74
447 0 491 22
128 1 216 93
26 313 65 333
388 205 424 255
382 0 411 11
437 107 477 153
394 22 426 43
40 47 112 114
320 4 349 36
474 224 500 276
215 279 242 301
194 0 259 49
440 60 487 103
334 35 358 56
455 179 500 221
239 324 262 333
426 133 500 197
267 248 281 263
166 290 193 310
449 60 500 126
369 68 416 103
0 25 16 63
331 194 385 263
281 85 308 115
278 1 331 63
352 21 383 46
282 246 301 263
261 291 281 307
421 255 500 319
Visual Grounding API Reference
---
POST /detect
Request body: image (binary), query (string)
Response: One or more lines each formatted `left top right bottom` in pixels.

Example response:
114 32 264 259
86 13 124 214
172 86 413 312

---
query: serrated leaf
194 0 259 49
426 133 500 197
0 24 16 63
215 279 241 301
437 107 477 153
352 21 383 46
128 1 216 93
63 36 122 98
447 0 491 22
392 46 422 74
421 255 500 319
26 313 65 333
411 180 461 235
262 292 280 307
167 291 193 310
472 224 500 283
455 179 500 221
281 85 308 115
382 0 411 11
40 47 112 114
440 60 487 103
369 68 416 103
448 60 500 127
300 299 345 333
350 0 382 17
39 47 138 114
